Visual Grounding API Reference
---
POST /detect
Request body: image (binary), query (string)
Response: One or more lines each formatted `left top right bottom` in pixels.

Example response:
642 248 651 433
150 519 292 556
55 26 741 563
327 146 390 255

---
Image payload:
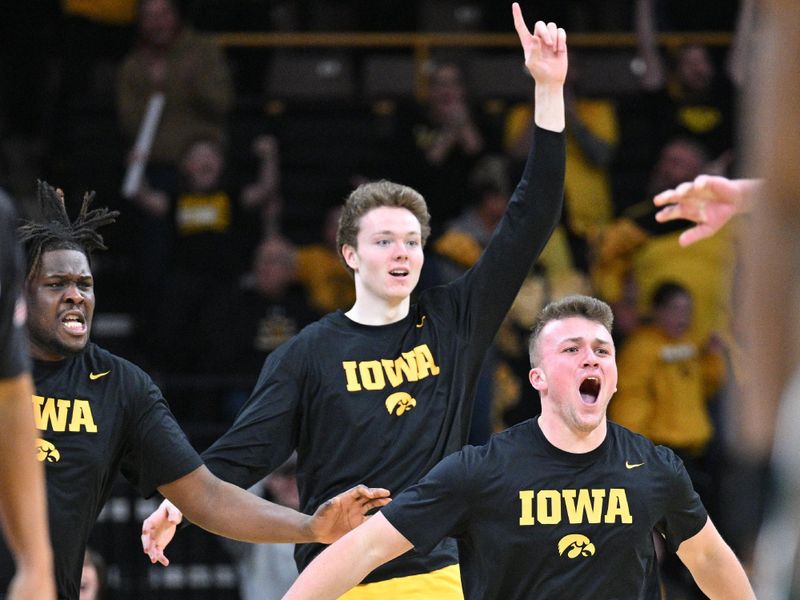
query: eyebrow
561 336 612 346
370 230 421 237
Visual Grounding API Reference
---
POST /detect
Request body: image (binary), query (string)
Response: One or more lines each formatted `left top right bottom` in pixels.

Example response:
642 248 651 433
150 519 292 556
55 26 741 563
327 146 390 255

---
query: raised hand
309 484 391 545
653 175 758 246
512 3 568 86
141 499 183 566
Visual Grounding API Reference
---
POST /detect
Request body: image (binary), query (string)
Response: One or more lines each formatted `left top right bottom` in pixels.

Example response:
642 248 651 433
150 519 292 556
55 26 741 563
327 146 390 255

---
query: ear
342 244 359 271
529 367 547 391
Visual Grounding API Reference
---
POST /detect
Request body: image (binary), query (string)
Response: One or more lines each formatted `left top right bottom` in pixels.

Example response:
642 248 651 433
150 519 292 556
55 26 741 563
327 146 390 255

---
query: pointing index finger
512 2 531 41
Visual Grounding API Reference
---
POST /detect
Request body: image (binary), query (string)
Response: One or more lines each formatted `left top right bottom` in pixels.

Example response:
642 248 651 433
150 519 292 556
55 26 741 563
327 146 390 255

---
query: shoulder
609 422 684 472
84 344 155 388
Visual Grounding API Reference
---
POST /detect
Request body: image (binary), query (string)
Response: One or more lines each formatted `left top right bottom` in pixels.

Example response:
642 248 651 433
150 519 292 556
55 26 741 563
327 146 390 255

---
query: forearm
0 376 53 571
161 467 315 544
678 519 755 599
284 514 412 600
534 83 565 132
685 544 755 599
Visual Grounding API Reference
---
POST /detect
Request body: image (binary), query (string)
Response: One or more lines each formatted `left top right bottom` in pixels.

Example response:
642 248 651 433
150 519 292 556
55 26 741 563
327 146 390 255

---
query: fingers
678 225 713 247
362 497 392 512
511 3 530 42
349 484 390 499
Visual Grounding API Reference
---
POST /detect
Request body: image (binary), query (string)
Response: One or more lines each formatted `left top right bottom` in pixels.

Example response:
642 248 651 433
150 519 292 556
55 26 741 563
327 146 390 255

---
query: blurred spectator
80 547 107 600
138 135 280 373
219 456 300 600
295 205 356 313
610 282 725 494
628 0 752 167
391 61 498 232
198 236 320 418
116 0 233 193
505 51 618 272
592 137 737 348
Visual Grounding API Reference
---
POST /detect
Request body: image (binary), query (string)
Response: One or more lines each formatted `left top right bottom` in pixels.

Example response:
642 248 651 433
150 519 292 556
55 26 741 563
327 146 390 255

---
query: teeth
64 321 84 331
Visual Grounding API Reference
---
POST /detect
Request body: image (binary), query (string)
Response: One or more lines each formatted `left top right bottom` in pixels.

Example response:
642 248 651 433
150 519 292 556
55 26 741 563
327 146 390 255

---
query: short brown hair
528 295 614 366
336 180 431 273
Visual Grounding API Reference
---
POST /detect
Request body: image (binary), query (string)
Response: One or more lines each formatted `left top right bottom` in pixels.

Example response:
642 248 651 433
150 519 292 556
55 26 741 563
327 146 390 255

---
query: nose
394 241 409 259
63 283 85 304
581 348 599 367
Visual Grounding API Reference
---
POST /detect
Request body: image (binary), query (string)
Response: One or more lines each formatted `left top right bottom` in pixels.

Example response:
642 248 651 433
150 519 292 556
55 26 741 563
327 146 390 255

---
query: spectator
79 548 106 600
505 51 619 272
116 0 233 193
133 135 278 371
295 205 356 314
199 236 320 418
592 137 737 349
391 60 497 232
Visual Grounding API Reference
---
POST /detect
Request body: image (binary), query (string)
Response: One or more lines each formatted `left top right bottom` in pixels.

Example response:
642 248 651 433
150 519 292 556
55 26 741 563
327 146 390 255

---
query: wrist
534 84 565 132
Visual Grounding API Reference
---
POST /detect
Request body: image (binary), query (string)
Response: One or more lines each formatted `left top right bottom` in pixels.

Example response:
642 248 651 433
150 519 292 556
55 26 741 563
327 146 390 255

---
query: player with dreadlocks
0 181 390 600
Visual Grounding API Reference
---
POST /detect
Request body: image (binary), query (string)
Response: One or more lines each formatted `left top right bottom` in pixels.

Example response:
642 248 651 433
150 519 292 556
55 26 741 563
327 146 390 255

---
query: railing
212 31 732 99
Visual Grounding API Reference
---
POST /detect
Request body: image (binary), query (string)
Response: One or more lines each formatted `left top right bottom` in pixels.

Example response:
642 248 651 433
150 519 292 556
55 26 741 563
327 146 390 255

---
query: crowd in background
1 1 758 598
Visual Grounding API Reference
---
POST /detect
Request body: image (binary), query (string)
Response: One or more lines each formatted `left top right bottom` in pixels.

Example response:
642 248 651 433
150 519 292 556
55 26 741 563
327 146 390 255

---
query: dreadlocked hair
18 180 120 279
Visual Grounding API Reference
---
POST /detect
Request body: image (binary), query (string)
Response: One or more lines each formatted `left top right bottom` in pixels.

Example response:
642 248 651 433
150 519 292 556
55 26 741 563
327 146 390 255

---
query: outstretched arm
653 175 760 246
677 517 755 599
283 513 412 600
142 467 390 566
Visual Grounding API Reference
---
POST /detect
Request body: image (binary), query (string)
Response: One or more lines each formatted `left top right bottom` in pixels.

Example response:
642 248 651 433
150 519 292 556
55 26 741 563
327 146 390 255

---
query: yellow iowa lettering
519 488 632 526
563 489 606 524
341 344 440 392
69 400 98 433
32 395 98 433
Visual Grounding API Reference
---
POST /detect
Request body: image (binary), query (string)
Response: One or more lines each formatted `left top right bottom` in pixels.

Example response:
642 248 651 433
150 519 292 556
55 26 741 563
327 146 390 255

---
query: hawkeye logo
36 438 61 463
342 344 439 418
32 395 98 433
385 392 417 416
558 534 596 559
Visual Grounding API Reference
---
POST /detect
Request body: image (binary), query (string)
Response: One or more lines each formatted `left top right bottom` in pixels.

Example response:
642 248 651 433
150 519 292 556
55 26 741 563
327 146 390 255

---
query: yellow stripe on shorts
337 564 463 599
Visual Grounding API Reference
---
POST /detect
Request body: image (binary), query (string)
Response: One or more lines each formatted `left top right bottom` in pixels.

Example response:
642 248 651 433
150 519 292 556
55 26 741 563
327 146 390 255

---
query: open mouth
62 313 87 335
389 269 409 278
579 376 600 405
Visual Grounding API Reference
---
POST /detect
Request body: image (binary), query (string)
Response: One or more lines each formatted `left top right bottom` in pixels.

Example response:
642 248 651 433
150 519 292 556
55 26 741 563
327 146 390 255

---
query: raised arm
676 517 755 599
283 513 413 600
512 3 566 132
653 175 760 246
142 468 389 566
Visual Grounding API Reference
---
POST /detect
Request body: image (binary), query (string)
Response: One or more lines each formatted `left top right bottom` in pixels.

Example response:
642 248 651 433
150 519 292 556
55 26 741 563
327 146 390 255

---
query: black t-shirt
383 419 708 600
201 128 565 583
0 195 28 379
0 343 203 600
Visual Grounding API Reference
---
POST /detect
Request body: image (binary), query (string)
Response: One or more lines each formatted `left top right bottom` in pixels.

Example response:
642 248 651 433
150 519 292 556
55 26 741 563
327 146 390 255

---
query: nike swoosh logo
89 370 111 380
625 461 645 469
416 315 426 328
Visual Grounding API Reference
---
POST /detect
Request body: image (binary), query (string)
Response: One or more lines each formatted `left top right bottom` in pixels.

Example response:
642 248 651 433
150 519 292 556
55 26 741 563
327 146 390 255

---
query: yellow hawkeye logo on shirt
35 438 61 463
89 370 111 380
558 534 596 558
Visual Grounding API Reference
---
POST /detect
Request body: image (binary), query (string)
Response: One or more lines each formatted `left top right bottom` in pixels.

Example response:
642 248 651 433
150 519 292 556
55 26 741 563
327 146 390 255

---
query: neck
537 409 607 454
345 296 410 326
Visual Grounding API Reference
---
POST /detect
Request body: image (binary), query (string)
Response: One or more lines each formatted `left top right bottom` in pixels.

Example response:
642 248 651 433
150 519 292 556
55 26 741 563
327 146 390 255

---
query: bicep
675 516 717 569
